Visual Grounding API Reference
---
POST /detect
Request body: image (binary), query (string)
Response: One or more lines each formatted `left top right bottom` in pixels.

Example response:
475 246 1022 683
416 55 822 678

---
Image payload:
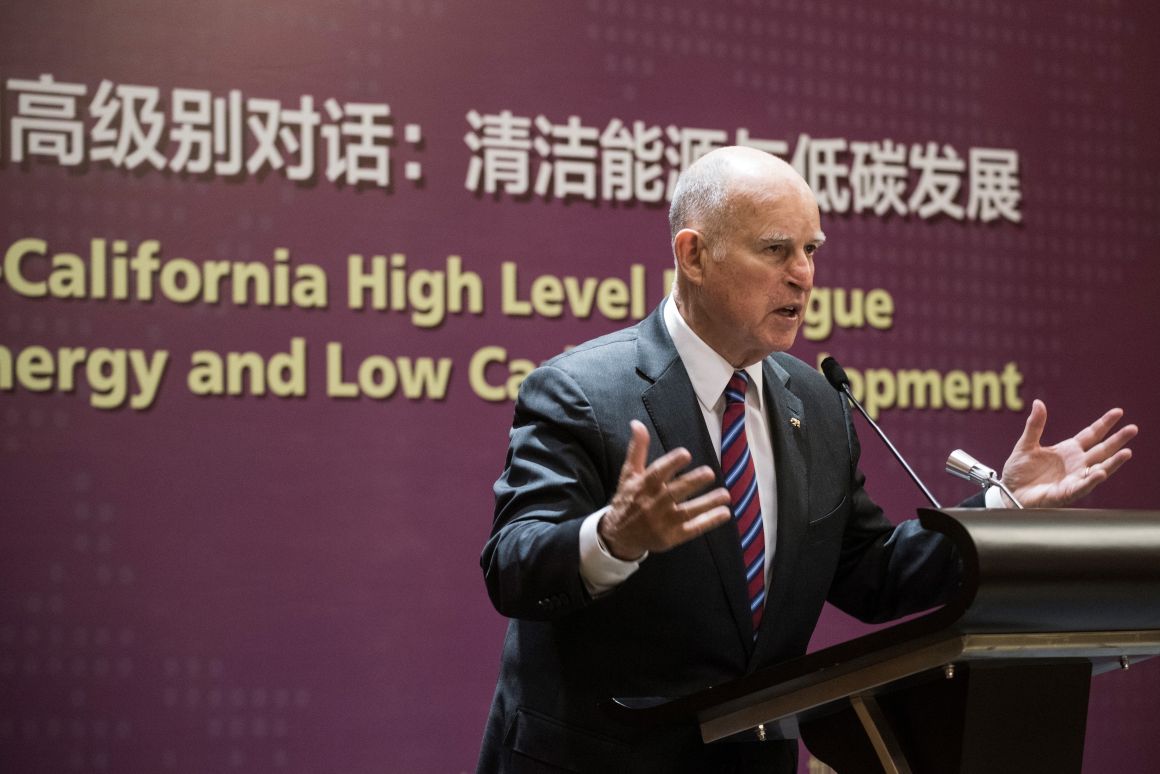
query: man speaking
477 146 1136 773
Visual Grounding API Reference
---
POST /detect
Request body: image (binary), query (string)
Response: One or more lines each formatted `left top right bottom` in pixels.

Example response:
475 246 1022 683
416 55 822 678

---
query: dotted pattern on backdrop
0 465 315 772
0 4 455 768
0 44 430 774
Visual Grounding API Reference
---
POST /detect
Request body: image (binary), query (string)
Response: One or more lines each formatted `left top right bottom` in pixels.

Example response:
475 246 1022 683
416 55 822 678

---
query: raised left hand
1000 399 1137 507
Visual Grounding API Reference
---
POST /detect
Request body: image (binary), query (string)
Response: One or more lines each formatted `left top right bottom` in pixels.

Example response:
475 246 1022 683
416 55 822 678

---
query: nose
785 248 814 292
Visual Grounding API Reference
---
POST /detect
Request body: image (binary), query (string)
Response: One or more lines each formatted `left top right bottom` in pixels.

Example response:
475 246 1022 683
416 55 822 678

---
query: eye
805 243 819 256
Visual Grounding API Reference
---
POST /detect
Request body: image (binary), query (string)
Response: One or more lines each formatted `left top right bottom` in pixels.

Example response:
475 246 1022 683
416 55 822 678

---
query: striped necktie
722 371 765 634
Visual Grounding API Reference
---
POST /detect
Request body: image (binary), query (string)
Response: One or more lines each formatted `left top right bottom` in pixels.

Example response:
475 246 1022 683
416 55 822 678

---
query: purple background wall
1 1 1157 771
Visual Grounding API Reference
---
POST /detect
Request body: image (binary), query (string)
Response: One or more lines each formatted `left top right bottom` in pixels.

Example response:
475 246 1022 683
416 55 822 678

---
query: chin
765 333 798 354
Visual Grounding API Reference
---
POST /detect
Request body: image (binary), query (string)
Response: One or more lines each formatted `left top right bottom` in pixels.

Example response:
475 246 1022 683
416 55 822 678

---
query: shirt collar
663 297 764 413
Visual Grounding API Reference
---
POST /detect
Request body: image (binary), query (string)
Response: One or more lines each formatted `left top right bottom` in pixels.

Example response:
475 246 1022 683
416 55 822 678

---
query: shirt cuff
984 486 1007 508
579 508 646 597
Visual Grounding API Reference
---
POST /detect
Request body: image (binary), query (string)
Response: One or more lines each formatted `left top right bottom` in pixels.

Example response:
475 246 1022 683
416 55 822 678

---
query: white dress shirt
579 298 778 596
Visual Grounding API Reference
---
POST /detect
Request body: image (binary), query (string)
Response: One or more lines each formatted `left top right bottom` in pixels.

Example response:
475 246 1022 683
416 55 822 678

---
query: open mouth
775 304 801 318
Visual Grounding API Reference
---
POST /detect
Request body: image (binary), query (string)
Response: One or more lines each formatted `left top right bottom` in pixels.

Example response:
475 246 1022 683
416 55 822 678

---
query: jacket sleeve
825 402 964 623
480 364 612 621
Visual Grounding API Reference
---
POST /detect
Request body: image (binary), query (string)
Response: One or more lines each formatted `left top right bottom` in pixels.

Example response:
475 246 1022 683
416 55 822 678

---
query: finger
641 445 695 490
1082 423 1138 465
663 465 720 502
1052 445 1134 506
620 419 651 478
675 505 733 542
1014 399 1047 450
1073 407 1128 451
1089 448 1133 480
674 486 732 518
1068 468 1109 502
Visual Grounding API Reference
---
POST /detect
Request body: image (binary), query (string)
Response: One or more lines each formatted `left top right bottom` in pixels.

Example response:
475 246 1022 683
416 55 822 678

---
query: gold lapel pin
789 417 801 428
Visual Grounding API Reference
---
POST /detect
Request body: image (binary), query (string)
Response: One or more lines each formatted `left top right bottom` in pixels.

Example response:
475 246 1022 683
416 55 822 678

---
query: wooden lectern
608 509 1160 773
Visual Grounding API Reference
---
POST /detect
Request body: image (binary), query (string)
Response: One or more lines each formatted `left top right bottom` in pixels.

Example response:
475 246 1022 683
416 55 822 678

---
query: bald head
668 146 813 249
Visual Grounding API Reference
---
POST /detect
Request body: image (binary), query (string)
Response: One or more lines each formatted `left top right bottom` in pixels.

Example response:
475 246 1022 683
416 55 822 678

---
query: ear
673 228 709 287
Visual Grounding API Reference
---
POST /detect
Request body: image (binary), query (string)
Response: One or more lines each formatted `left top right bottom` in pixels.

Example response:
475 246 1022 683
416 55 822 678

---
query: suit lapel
636 306 753 654
752 357 810 661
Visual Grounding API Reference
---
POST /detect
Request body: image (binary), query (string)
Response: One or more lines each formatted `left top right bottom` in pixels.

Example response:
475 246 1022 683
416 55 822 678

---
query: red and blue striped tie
722 371 765 635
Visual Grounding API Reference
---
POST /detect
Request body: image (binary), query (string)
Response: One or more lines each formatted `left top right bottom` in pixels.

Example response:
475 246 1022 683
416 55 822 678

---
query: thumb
1016 399 1047 450
620 420 650 479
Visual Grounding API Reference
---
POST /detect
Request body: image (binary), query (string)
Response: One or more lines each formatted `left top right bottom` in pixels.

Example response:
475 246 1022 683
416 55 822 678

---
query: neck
672 289 758 369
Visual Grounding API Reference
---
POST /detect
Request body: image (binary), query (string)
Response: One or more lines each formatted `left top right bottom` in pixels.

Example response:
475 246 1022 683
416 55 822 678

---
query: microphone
821 356 942 508
945 449 997 487
945 449 1024 509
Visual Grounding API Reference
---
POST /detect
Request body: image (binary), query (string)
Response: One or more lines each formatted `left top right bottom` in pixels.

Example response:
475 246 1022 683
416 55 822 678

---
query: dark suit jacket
478 304 961 773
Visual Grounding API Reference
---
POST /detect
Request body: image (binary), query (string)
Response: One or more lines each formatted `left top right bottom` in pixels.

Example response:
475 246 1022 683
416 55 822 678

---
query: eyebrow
761 231 827 245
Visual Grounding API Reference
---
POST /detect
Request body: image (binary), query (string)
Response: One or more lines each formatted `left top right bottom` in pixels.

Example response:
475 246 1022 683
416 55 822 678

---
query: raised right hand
598 419 732 560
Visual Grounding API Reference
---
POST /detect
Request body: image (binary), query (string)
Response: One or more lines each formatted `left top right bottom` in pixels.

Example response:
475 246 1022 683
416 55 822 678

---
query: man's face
691 178 823 367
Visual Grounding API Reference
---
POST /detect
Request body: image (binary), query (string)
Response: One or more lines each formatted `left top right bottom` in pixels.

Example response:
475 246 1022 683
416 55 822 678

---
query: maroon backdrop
1 1 1157 771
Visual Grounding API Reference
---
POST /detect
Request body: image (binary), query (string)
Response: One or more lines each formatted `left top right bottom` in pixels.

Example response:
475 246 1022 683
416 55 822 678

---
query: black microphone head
821 357 849 391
